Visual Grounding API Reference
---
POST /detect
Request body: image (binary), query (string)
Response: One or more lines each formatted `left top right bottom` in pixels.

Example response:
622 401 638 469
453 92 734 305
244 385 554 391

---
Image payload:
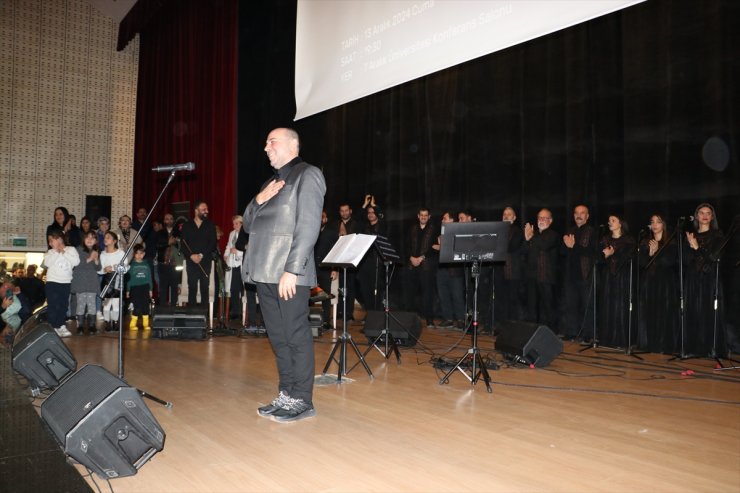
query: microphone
152 162 195 172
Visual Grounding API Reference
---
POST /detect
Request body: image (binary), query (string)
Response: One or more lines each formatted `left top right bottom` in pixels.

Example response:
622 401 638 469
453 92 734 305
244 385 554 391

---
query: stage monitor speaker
494 320 562 367
40 364 166 479
152 306 207 339
363 310 421 347
12 322 77 392
85 195 112 226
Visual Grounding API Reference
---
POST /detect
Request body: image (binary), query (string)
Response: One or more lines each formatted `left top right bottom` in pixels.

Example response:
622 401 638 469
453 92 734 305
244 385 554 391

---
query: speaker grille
11 323 77 389
41 365 124 443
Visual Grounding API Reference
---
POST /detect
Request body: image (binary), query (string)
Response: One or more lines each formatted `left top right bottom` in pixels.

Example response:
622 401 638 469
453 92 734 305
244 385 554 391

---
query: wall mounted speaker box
85 195 112 226
40 364 165 479
151 306 207 340
363 310 422 347
494 320 562 367
12 323 77 392
171 201 191 224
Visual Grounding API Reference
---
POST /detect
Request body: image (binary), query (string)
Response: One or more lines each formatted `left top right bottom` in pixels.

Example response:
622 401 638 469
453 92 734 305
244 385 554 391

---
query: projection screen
295 0 644 120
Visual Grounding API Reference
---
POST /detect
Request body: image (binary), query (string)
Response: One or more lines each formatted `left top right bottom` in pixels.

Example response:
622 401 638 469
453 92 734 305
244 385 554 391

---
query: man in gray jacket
242 127 326 422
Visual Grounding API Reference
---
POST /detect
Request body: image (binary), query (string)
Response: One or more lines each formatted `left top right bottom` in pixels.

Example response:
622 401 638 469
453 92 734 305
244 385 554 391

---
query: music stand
361 235 404 363
320 234 376 381
438 222 509 393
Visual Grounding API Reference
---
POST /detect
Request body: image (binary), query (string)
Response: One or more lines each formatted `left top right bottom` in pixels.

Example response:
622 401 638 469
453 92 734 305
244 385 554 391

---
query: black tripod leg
138 389 173 409
322 339 342 375
363 330 388 358
391 337 401 363
473 351 492 393
439 351 470 385
347 336 373 377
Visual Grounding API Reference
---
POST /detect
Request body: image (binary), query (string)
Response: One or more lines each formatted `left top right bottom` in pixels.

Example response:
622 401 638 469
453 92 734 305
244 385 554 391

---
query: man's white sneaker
55 326 73 338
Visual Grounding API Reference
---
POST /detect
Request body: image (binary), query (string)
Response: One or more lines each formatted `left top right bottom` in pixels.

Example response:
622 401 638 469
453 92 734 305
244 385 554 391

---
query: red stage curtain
131 0 237 242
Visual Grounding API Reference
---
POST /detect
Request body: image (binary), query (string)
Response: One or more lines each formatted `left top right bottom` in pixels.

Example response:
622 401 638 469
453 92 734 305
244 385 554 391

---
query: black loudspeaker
363 310 422 347
171 201 190 224
85 195 112 226
12 323 77 392
494 321 562 367
40 364 166 479
151 306 207 339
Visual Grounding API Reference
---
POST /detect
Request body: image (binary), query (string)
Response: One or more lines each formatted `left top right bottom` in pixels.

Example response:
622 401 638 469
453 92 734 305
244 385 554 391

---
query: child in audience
71 231 101 334
99 231 127 331
127 244 153 330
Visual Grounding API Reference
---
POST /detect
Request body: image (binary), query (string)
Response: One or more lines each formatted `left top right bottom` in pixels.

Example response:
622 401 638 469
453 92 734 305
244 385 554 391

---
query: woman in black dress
357 205 387 311
684 203 725 357
637 214 679 353
597 215 635 348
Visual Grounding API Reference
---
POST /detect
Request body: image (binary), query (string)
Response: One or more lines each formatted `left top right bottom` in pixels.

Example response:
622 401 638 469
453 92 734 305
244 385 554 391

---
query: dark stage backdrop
128 0 237 242
238 0 738 254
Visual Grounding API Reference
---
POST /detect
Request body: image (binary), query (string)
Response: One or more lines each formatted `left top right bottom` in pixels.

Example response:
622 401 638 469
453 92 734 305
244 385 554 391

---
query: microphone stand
667 219 689 361
626 232 647 360
100 170 176 409
710 217 739 371
580 226 605 354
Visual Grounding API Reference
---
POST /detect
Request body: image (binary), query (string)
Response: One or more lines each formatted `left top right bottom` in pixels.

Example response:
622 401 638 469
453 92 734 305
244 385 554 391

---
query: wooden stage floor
33 321 740 492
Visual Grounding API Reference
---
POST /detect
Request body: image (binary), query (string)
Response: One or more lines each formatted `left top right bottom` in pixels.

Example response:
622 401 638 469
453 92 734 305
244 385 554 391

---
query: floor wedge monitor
363 310 422 347
494 320 562 368
12 322 77 393
40 364 166 479
152 305 207 339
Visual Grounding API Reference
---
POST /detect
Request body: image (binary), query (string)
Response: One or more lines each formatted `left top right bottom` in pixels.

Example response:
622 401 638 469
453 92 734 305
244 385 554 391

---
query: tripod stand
321 266 373 380
100 168 182 409
439 259 493 393
320 233 377 381
362 235 403 363
363 260 401 362
437 221 509 392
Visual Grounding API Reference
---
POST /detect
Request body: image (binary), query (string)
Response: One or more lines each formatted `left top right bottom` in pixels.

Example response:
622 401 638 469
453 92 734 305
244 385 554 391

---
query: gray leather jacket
241 158 326 286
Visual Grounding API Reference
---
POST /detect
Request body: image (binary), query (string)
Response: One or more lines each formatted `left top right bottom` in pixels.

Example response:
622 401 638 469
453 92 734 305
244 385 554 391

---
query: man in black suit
180 201 217 307
524 208 559 329
242 127 326 422
560 204 597 340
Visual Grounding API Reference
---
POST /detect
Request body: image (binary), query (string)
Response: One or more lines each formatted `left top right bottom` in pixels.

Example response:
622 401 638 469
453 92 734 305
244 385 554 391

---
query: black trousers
404 267 436 322
130 285 151 316
229 266 244 317
256 283 314 404
186 260 210 306
158 264 179 306
561 278 593 338
526 279 555 328
243 282 259 326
